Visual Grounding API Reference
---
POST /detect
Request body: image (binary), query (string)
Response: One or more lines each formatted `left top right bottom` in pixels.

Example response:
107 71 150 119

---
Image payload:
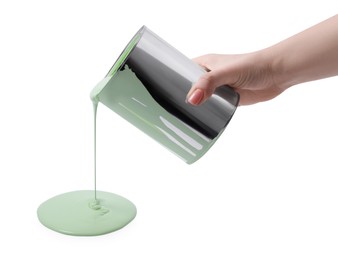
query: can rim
106 26 145 78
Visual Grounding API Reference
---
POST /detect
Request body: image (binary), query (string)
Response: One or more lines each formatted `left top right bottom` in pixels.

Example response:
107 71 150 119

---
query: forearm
266 14 338 89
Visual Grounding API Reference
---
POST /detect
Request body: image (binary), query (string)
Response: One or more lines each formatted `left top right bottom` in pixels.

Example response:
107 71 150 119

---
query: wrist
259 46 295 92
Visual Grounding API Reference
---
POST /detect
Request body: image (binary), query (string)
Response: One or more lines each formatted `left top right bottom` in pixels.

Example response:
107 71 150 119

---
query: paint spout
90 76 112 104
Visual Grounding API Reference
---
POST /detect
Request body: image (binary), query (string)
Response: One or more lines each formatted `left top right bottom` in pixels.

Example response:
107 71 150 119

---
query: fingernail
186 89 204 105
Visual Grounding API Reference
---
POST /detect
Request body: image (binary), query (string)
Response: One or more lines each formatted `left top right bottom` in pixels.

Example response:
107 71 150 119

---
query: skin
187 14 338 106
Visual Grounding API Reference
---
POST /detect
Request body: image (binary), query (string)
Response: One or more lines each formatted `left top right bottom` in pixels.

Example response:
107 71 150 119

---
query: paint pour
37 25 238 236
36 101 136 236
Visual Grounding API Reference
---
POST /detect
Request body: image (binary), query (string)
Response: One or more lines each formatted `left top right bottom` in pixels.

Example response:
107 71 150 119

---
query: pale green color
93 101 97 200
91 65 221 164
37 190 137 236
36 101 137 236
90 33 140 103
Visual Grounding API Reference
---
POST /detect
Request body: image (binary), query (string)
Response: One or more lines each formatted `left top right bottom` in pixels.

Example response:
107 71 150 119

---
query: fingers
186 88 204 105
192 55 213 71
186 69 228 106
192 55 209 64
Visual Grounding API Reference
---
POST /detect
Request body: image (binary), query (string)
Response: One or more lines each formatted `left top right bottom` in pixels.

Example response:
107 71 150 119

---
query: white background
1 1 338 259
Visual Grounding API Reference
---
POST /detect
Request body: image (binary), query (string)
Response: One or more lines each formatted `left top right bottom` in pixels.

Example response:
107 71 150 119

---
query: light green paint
90 65 221 164
37 190 136 236
37 102 136 236
90 33 140 104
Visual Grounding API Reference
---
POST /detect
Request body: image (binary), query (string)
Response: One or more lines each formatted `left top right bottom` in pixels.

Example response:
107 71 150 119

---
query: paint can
91 26 239 164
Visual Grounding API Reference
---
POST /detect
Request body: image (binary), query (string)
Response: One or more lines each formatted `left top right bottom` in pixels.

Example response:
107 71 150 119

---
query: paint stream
93 100 97 201
36 101 136 236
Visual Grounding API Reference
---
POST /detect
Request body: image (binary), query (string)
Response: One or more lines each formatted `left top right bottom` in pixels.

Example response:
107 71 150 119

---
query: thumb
186 69 227 105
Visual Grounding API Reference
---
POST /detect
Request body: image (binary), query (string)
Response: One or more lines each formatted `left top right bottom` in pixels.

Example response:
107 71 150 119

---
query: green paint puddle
37 101 136 236
37 190 136 236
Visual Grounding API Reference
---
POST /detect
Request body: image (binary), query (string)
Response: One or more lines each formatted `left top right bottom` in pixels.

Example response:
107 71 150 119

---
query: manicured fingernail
186 89 204 105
